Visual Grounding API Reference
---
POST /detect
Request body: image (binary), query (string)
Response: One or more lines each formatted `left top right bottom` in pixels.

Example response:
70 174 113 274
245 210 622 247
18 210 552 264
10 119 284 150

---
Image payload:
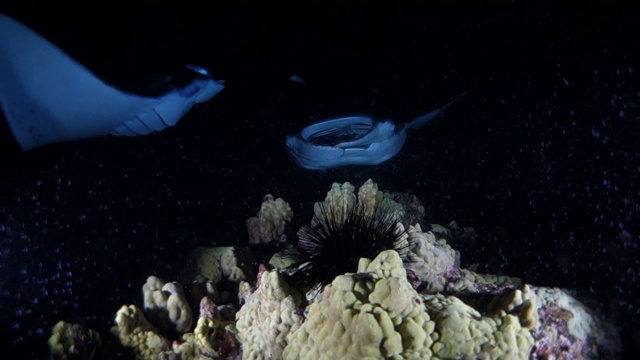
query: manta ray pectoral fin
0 15 224 150
285 135 348 170
112 76 224 137
341 131 407 165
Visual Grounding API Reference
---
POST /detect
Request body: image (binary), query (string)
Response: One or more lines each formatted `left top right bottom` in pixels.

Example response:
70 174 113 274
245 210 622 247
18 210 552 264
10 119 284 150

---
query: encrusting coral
405 223 521 295
508 285 620 359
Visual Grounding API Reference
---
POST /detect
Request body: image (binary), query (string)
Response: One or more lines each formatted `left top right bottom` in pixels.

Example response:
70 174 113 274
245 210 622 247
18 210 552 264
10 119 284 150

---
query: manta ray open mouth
286 97 461 170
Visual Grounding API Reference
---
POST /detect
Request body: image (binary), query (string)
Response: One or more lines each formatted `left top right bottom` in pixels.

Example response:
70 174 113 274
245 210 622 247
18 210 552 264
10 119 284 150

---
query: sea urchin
288 200 409 289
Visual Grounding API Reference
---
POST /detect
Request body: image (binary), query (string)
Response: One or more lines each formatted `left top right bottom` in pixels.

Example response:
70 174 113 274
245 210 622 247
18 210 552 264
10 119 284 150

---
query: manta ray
0 15 225 150
286 96 461 170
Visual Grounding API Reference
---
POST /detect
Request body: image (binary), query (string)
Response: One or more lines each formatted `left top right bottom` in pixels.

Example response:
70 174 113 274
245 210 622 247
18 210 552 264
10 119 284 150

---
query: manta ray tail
403 93 465 132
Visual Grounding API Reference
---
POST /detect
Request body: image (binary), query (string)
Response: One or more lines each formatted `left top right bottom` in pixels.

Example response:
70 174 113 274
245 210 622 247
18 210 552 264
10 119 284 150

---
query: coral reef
284 250 535 359
178 300 241 360
423 292 534 359
48 321 101 360
288 198 409 289
235 270 304 359
111 304 172 359
246 194 293 245
142 275 194 333
180 246 253 285
405 224 521 295
179 246 255 306
312 179 404 226
48 179 620 359
527 286 620 359
386 191 427 228
283 250 435 359
112 277 243 360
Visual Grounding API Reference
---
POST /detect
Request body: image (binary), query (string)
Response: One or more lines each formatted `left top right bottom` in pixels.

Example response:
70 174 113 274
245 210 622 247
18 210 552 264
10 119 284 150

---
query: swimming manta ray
0 14 225 151
285 96 462 170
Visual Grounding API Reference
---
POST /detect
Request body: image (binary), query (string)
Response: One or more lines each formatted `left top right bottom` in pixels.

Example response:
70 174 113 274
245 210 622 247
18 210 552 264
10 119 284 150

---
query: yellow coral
283 250 535 359
284 250 434 359
236 270 304 359
247 194 293 245
180 246 253 284
111 305 171 360
48 321 101 360
424 294 534 359
312 179 404 227
142 275 193 333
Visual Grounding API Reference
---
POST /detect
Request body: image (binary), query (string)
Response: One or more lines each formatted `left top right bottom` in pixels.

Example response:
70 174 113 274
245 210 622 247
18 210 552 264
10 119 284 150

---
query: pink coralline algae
531 303 619 360
199 297 221 320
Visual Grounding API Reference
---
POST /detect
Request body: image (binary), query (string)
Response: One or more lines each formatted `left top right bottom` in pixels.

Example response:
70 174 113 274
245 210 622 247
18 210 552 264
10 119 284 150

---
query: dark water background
1 2 639 358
